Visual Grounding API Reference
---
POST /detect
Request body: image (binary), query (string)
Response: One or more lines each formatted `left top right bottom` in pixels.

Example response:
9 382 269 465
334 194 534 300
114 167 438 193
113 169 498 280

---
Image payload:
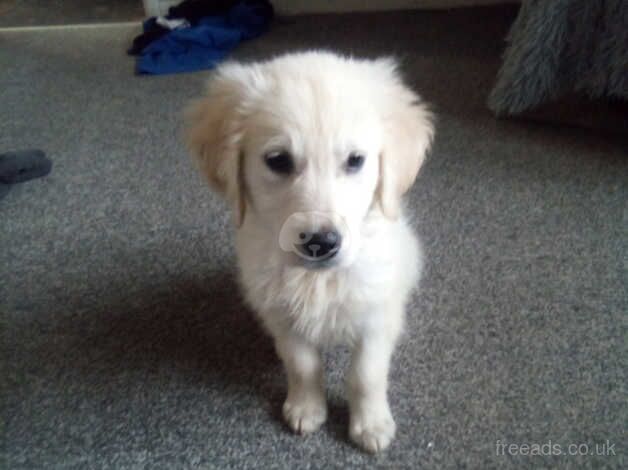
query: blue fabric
136 1 273 75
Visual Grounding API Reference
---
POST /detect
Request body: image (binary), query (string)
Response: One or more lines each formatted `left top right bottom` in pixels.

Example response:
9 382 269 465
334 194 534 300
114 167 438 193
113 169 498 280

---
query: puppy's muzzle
279 211 350 267
297 229 342 261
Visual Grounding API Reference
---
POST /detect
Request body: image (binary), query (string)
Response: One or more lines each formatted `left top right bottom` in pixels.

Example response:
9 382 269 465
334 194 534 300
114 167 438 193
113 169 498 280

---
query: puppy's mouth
296 257 339 270
293 244 340 268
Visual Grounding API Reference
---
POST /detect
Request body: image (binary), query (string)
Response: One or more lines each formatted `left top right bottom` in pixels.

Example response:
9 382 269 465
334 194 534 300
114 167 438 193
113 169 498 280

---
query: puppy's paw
283 397 327 434
349 409 396 453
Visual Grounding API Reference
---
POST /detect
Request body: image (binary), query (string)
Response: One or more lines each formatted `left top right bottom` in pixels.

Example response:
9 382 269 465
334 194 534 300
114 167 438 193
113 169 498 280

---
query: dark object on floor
0 149 52 199
167 0 239 23
132 0 273 75
489 0 628 116
127 17 170 56
0 149 52 184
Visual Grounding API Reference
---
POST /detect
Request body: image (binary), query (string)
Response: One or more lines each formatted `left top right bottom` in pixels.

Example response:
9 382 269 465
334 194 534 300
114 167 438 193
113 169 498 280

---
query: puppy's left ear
377 62 434 220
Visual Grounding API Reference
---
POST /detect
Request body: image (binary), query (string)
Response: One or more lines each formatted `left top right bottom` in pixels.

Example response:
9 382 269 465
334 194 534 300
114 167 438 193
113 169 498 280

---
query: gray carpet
0 0 143 27
1 7 626 469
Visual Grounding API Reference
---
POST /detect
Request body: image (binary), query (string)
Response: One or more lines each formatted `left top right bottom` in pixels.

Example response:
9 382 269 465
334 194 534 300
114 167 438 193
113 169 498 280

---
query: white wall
273 0 519 15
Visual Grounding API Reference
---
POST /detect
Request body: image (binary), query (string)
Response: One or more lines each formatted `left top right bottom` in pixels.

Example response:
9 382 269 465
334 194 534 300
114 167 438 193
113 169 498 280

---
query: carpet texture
0 0 143 27
1 7 626 469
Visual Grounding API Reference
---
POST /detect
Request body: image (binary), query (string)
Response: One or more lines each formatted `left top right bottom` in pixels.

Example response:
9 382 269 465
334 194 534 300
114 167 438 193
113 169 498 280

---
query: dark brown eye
346 152 365 173
264 151 294 175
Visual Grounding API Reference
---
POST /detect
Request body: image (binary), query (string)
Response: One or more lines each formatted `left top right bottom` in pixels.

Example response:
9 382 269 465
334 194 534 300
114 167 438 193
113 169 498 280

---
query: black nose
298 230 342 260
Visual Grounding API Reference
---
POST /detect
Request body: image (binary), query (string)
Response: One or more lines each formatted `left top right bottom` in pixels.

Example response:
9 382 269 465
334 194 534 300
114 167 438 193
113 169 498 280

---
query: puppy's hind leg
275 333 327 434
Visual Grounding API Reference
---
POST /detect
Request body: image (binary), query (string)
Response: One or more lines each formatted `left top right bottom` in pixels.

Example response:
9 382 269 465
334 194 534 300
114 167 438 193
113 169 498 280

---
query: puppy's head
186 51 433 269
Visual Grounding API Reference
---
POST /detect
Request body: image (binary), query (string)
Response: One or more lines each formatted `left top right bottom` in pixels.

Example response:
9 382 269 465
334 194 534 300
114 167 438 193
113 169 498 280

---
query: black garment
167 0 239 24
0 149 52 200
0 150 51 184
128 18 169 56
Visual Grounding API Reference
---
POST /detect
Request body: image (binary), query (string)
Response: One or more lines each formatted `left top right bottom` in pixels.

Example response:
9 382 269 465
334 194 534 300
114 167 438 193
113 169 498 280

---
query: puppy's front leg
348 328 399 453
275 333 327 434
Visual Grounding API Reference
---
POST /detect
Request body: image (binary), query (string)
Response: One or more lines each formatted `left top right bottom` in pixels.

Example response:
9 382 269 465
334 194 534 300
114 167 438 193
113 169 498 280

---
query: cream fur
186 51 433 452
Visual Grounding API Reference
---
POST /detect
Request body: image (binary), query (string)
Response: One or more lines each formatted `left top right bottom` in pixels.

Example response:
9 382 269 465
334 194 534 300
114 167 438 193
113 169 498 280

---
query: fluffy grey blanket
488 0 628 115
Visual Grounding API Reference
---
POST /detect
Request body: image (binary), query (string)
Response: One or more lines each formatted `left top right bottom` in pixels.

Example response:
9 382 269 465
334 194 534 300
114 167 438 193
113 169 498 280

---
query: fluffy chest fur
236 215 422 345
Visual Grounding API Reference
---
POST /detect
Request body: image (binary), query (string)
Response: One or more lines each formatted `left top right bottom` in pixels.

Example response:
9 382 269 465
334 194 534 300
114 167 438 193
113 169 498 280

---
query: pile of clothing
129 0 274 75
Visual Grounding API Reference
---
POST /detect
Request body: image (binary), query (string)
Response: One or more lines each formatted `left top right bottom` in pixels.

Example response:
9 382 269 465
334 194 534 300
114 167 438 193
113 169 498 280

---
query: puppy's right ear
185 64 252 227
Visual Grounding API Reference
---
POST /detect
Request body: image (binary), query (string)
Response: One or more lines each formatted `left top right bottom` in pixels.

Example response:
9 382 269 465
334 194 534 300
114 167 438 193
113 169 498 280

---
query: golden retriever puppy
186 51 433 453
